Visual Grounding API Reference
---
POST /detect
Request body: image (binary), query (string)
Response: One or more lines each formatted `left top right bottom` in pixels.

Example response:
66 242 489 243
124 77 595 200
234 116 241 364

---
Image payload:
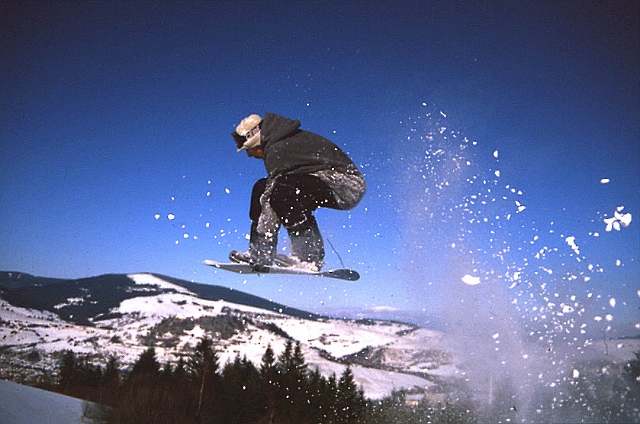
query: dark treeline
53 337 479 424
56 338 359 423
50 339 640 423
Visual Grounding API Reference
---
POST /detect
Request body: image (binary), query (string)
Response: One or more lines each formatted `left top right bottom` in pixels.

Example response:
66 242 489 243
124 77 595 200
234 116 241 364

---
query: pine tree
162 357 195 423
290 342 311 422
129 347 160 379
189 336 220 421
74 357 103 400
326 373 340 422
58 350 76 393
292 341 308 381
274 340 311 422
336 366 367 423
307 367 332 423
277 339 294 374
219 355 265 423
101 355 120 406
57 350 103 400
260 344 277 381
189 336 219 379
103 355 119 387
110 348 163 424
260 344 278 422
240 355 264 416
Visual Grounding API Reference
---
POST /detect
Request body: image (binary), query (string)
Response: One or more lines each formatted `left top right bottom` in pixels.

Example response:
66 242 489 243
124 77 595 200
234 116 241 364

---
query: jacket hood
260 112 301 147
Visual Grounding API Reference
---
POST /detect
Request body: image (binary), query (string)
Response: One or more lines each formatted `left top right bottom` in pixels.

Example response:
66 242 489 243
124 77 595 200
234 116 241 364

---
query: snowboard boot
284 218 325 272
274 254 324 273
229 250 252 264
230 222 277 272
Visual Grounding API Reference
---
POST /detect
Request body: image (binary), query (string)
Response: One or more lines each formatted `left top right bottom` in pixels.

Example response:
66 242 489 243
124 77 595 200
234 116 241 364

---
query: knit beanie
233 114 262 151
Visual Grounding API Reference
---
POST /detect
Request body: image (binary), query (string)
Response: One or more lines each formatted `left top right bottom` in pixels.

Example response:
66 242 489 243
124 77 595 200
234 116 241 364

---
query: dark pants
249 175 336 263
249 175 337 228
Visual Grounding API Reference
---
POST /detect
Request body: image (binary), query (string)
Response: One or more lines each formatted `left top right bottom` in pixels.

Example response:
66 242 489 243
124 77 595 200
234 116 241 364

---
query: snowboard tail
203 260 359 281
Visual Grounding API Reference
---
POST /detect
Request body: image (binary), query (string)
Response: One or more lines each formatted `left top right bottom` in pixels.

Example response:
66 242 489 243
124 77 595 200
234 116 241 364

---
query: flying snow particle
609 298 616 308
573 369 580 379
605 207 632 231
600 178 610 184
168 214 175 221
494 170 500 177
604 217 617 232
154 214 161 220
183 233 189 239
616 210 632 227
565 236 580 255
493 150 499 158
462 274 481 286
225 188 231 194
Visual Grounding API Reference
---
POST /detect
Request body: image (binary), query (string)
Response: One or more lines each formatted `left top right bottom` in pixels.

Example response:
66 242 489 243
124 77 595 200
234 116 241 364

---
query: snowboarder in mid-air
230 112 366 273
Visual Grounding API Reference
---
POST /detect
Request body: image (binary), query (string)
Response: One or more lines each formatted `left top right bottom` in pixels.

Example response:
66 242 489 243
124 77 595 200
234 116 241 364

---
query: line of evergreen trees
54 336 485 423
55 337 375 423
51 338 640 423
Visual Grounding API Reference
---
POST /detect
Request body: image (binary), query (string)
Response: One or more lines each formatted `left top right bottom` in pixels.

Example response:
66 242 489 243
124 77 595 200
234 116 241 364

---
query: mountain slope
0 271 321 324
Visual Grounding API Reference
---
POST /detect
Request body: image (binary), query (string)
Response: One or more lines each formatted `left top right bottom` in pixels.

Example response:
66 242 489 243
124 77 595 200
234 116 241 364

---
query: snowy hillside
0 272 459 399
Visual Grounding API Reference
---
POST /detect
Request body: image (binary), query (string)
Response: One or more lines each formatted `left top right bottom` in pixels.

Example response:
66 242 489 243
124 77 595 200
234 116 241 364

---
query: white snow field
0 379 103 424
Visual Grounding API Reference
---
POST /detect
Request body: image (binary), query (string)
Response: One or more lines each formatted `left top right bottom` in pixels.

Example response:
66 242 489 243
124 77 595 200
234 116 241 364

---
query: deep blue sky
1 1 638 335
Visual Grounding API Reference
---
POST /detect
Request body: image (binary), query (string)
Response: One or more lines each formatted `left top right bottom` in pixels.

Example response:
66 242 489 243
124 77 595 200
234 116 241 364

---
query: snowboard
203 260 360 281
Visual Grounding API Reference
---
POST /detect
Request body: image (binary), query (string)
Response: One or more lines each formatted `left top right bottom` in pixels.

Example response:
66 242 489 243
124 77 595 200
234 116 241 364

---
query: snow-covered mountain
0 271 459 399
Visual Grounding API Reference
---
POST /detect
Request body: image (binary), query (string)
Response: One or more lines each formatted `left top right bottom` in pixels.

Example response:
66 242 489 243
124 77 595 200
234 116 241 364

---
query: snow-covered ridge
112 289 280 320
127 273 195 295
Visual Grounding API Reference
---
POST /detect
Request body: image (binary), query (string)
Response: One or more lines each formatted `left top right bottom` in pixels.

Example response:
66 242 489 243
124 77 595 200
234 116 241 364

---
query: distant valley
0 271 458 400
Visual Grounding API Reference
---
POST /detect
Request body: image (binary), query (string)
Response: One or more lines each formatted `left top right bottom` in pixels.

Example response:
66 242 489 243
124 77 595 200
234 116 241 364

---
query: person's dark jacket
260 112 358 177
